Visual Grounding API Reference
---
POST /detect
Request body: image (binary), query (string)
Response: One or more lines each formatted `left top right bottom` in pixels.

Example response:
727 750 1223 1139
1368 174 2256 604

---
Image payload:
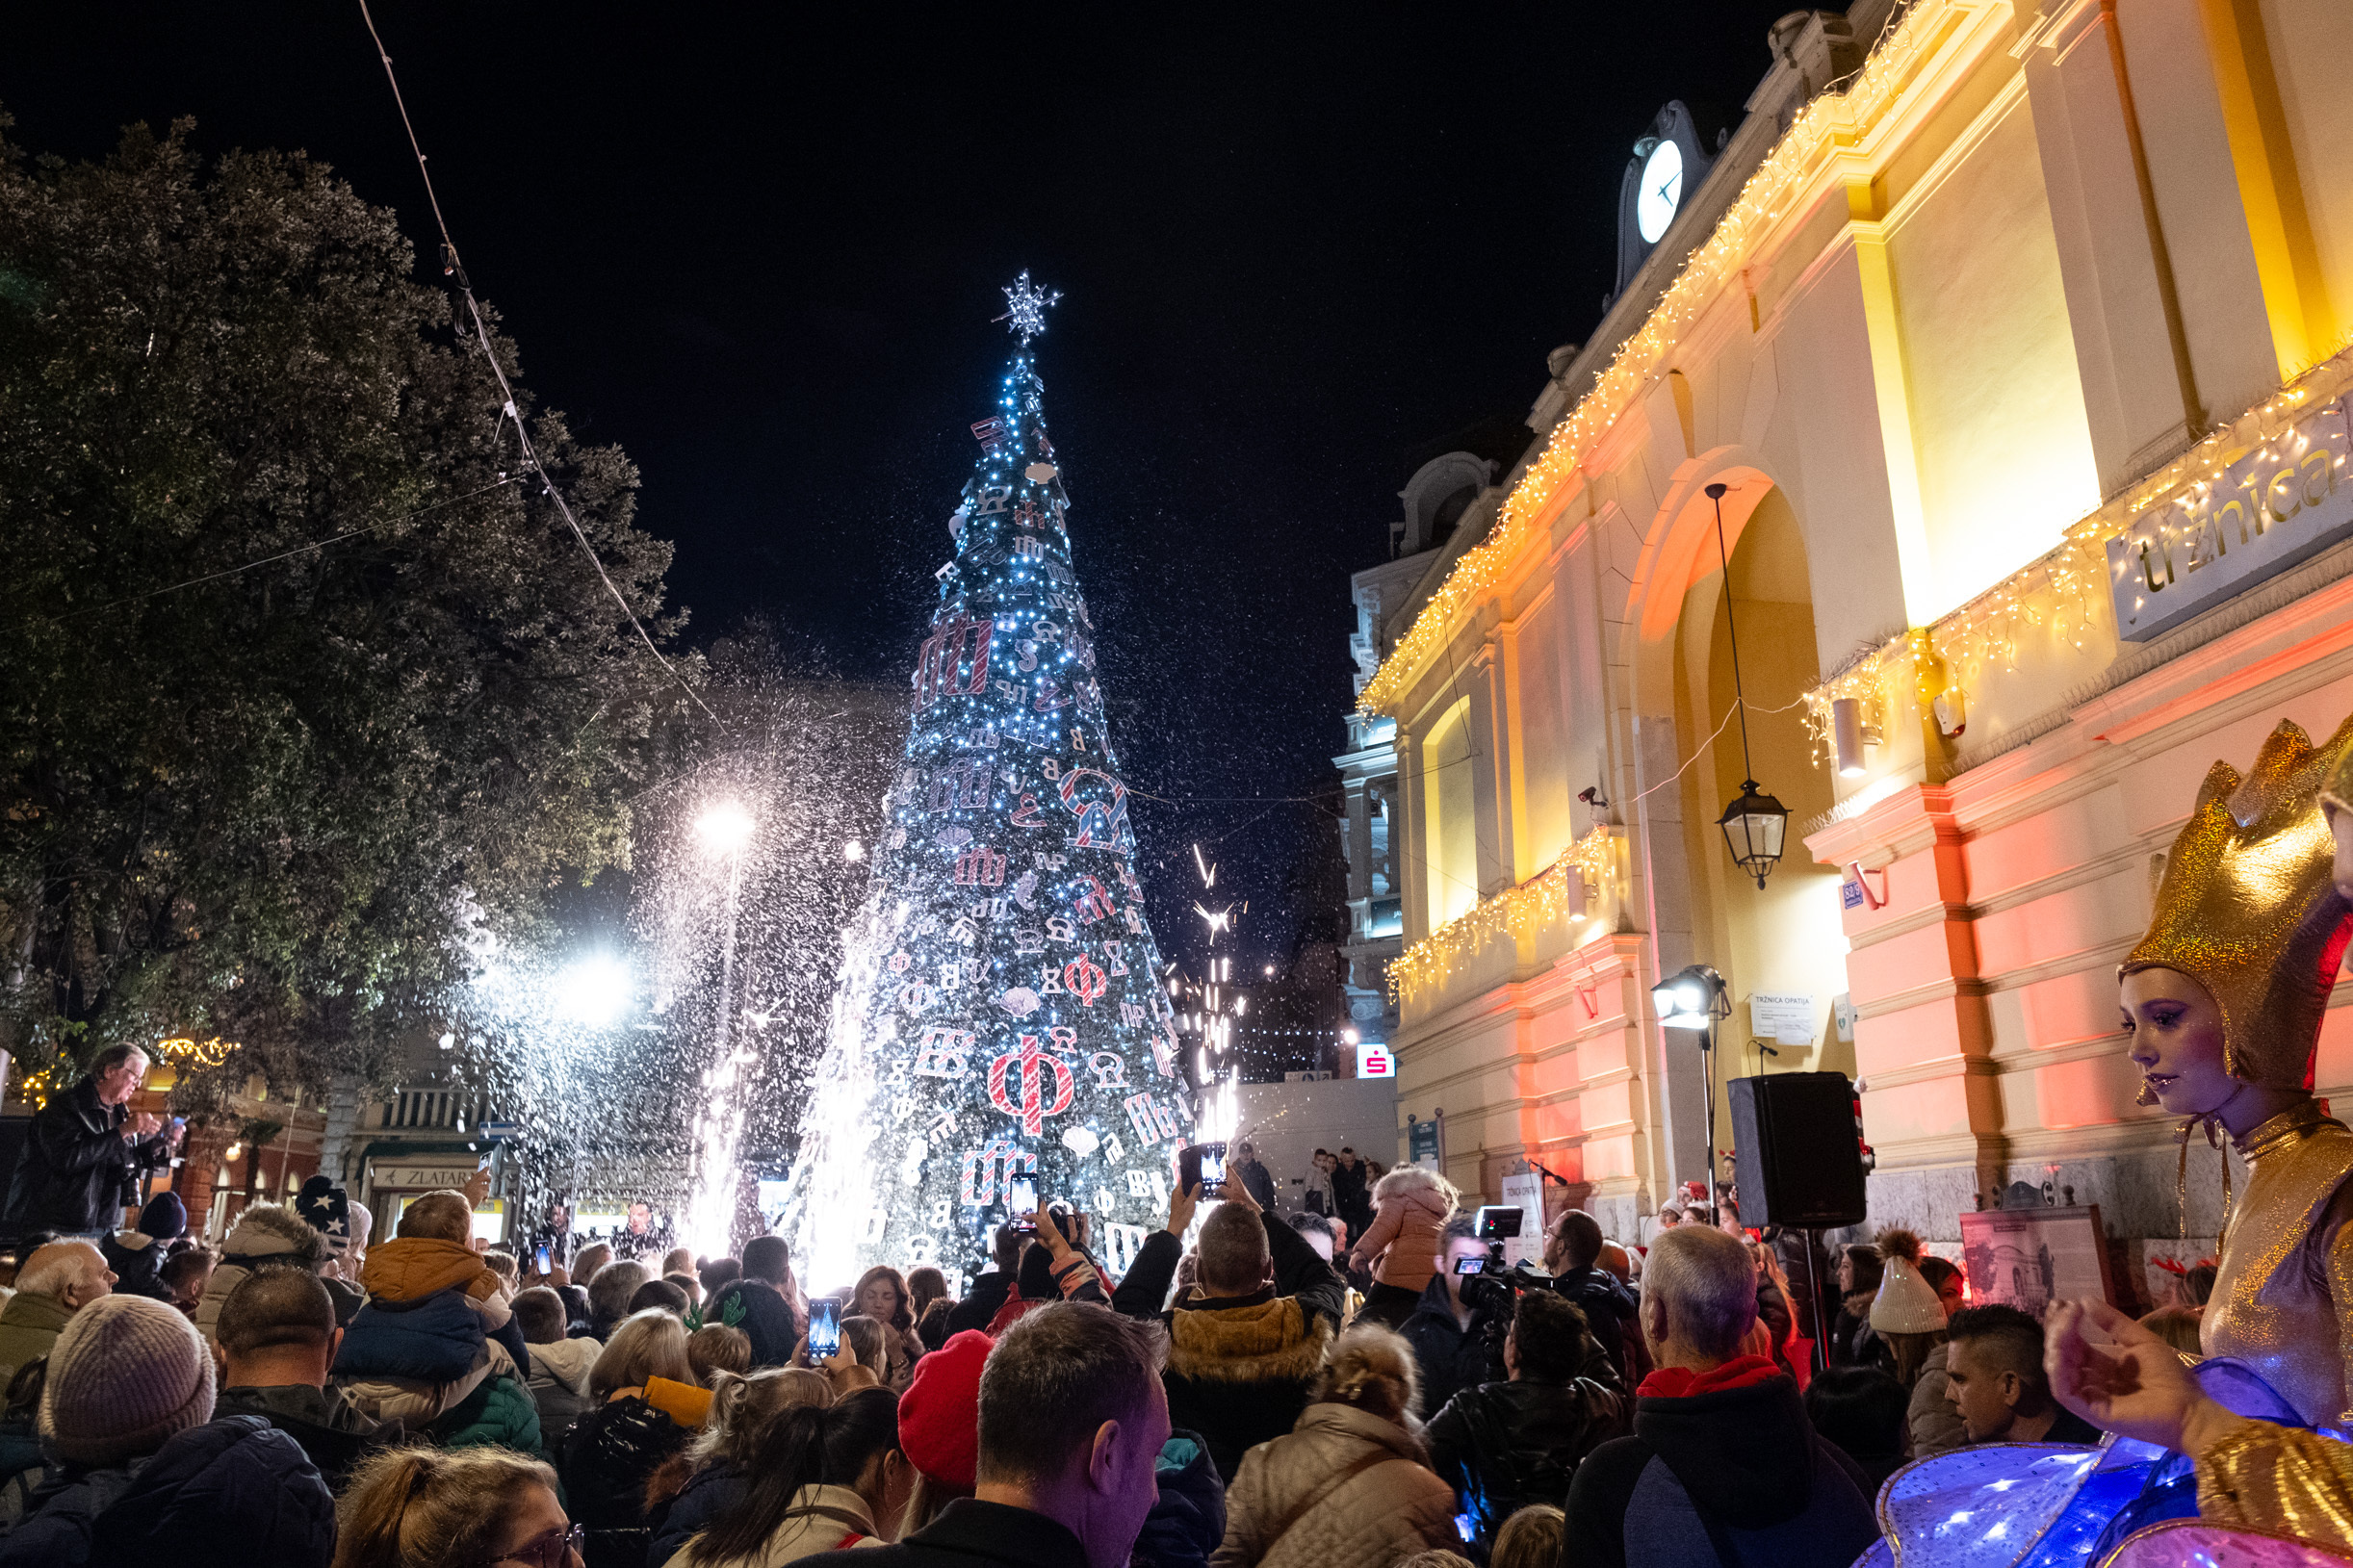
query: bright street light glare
557 954 634 1027
694 802 755 855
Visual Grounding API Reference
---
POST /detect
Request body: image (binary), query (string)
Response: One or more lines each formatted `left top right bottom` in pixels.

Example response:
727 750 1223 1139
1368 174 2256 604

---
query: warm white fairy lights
1389 827 1615 999
1358 0 1960 717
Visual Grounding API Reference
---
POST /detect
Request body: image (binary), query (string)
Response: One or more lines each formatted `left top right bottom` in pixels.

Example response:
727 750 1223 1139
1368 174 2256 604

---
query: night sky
10 3 1798 967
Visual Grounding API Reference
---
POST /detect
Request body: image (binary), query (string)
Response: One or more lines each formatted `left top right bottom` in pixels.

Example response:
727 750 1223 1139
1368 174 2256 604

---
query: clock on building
1613 101 1720 304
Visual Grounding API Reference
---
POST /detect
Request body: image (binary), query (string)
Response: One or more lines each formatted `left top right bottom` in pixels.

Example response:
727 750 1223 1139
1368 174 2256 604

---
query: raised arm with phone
1110 1158 1346 1480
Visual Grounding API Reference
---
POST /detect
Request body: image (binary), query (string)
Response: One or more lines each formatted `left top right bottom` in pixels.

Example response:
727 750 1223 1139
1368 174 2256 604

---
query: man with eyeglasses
3 1044 176 1242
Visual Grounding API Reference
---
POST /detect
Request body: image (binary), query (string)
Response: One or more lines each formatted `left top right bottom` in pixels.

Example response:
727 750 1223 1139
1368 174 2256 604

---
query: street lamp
1650 963 1731 1210
1705 483 1791 889
695 802 756 856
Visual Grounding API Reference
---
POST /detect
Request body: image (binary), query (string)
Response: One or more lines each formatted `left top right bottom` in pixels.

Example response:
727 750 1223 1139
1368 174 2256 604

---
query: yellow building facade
1357 0 2353 1275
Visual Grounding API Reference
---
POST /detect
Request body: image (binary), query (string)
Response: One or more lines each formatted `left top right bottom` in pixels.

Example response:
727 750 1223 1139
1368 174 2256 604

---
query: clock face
1636 138 1684 244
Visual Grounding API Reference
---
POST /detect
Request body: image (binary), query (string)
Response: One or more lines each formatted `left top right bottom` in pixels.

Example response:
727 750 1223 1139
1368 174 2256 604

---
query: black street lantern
1705 481 1790 890
1718 779 1790 889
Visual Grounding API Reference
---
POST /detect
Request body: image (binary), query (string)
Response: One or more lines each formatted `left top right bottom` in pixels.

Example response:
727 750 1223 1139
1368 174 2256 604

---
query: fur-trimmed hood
1167 1295 1330 1385
221 1202 325 1267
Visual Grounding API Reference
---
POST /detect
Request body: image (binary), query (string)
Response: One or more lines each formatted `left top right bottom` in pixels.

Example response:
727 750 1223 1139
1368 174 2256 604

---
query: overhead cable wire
356 0 720 728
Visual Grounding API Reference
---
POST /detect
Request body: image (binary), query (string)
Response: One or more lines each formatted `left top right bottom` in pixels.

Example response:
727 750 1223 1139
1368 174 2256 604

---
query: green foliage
0 115 694 1091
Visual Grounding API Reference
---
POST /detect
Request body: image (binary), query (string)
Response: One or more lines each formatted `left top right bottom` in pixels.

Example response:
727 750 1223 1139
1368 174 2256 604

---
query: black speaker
1728 1072 1866 1228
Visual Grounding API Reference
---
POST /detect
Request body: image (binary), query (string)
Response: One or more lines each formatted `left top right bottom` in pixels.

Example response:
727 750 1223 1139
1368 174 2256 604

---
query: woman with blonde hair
1345 1165 1460 1328
647 1368 834 1568
563 1309 702 1565
334 1446 580 1568
1210 1324 1459 1568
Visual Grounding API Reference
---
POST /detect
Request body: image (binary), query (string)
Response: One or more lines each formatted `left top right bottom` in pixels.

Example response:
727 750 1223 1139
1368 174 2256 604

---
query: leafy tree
0 115 691 1096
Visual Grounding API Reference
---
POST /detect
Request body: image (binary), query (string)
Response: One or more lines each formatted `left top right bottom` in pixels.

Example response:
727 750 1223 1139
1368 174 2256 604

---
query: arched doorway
1670 481 1852 1170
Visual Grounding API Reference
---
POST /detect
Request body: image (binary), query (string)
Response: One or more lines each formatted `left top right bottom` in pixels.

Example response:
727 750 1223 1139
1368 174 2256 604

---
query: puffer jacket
334 1285 498 1427
1135 1429 1226 1568
1907 1341 1967 1457
430 1361 544 1456
1344 1173 1453 1294
0 1415 334 1567
1208 1402 1458 1568
649 1460 747 1568
194 1203 323 1344
1423 1375 1625 1548
564 1395 690 1568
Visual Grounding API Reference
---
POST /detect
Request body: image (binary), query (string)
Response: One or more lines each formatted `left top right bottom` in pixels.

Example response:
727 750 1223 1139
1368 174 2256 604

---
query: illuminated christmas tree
786 277 1191 1285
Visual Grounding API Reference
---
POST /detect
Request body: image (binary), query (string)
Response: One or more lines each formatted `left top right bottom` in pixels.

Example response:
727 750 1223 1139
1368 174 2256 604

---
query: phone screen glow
809 1301 840 1358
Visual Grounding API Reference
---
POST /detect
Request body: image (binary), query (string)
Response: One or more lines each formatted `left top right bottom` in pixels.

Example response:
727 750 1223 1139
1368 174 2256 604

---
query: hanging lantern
1718 779 1790 889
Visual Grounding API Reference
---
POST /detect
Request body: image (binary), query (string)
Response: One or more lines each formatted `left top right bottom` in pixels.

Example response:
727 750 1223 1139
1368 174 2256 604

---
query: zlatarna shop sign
2107 397 2353 641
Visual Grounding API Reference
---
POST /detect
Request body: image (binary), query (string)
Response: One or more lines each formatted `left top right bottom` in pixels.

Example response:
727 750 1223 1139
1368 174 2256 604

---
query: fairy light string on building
1357 0 1960 717
1388 826 1615 998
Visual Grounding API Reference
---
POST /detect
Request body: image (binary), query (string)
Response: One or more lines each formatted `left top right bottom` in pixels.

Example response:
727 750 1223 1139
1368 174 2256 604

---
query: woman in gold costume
2116 714 2353 1432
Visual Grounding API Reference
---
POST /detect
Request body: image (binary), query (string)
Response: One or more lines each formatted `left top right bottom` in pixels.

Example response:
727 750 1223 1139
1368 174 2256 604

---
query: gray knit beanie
39 1294 217 1463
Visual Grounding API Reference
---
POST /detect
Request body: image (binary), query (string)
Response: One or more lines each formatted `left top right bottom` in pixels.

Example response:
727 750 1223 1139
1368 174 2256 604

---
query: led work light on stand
1651 963 1731 1210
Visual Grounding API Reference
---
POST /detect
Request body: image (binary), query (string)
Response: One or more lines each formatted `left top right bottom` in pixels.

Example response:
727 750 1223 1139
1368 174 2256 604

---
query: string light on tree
783 280 1187 1285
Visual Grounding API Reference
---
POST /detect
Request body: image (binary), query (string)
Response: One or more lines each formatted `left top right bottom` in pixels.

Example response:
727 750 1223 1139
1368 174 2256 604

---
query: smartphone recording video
808 1298 841 1359
1178 1141 1228 1197
1006 1173 1039 1231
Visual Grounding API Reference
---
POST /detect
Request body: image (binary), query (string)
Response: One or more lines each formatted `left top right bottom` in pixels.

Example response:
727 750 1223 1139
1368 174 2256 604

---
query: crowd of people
0 1112 2274 1568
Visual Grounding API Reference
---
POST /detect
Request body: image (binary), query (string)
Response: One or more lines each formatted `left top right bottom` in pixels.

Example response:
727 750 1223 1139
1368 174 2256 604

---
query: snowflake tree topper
999 271 1062 345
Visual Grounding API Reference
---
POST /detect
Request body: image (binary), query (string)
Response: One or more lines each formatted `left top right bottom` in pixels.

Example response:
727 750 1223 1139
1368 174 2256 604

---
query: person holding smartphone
1107 1156 1348 1482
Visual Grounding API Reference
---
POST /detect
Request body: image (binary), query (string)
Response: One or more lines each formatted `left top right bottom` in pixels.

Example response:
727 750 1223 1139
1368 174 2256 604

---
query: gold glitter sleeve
2197 1420 2353 1549
2333 1190 2353 1430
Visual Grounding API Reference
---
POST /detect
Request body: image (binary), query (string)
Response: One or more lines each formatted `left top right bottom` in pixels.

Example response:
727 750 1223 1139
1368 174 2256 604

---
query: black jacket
1400 1273 1509 1418
1560 1370 1875 1568
3 1079 168 1237
0 1415 334 1568
1549 1267 1642 1386
561 1396 690 1568
100 1232 170 1301
704 1279 801 1368
1133 1429 1226 1568
1111 1210 1345 1482
212 1383 395 1494
801 1498 1089 1568
1425 1376 1624 1550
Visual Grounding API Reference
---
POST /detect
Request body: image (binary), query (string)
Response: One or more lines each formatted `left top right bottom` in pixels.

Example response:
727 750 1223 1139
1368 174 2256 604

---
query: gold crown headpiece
2123 714 2353 1092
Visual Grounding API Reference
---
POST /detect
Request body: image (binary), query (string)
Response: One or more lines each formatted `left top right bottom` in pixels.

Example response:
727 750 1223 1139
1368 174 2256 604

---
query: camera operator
1401 1221 1511 1415
1542 1211 1648 1388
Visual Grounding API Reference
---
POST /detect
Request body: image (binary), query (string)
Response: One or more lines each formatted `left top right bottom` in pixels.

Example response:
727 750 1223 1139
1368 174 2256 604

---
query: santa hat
898 1328 991 1489
1869 1228 1948 1334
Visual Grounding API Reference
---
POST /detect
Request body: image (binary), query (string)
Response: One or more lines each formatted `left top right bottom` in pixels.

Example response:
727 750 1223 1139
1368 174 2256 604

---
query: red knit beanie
897 1328 990 1488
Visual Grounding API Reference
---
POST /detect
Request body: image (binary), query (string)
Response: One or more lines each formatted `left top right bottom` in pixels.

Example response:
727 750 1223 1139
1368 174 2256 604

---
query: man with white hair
0 1239 115 1379
1562 1222 1875 1568
2 1045 173 1238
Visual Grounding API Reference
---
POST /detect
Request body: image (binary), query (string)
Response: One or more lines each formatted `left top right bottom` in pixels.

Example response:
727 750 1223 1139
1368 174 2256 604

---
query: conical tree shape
787 331 1192 1287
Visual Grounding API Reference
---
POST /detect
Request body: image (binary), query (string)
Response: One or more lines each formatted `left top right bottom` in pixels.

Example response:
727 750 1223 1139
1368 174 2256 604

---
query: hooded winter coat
1208 1402 1457 1568
0 1414 334 1568
1111 1211 1345 1482
529 1333 604 1450
194 1204 324 1344
212 1381 394 1492
1134 1430 1227 1568
335 1234 530 1427
1344 1170 1453 1294
1561 1356 1876 1568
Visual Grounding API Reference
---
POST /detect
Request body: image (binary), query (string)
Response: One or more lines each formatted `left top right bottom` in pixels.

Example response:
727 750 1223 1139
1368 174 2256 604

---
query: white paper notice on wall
1748 992 1817 1046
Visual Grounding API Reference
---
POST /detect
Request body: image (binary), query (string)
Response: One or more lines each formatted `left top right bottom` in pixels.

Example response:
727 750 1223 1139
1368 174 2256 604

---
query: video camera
1455 1205 1557 1313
